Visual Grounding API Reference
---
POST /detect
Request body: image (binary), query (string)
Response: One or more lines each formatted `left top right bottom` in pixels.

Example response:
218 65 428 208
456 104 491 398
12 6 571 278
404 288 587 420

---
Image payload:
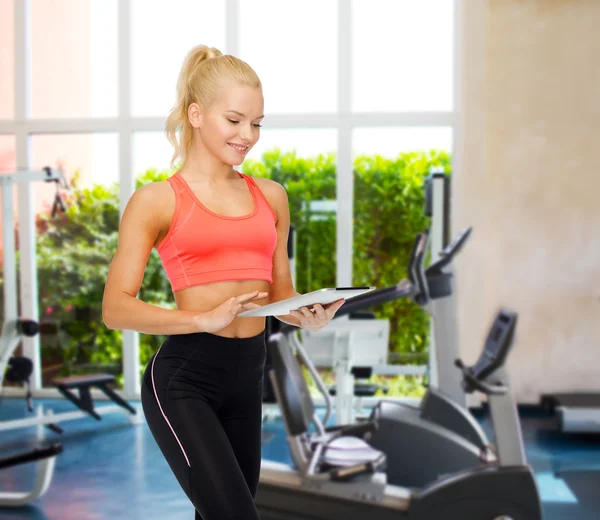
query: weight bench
52 374 136 421
0 373 139 436
0 444 63 507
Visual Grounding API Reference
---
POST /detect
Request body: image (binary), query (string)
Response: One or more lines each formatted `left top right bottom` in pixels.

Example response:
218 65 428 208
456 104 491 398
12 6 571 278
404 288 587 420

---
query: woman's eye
254 124 262 128
228 119 239 124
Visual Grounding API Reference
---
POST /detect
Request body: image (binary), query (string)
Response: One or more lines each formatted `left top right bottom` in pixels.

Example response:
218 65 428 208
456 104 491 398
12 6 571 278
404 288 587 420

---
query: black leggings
141 330 266 520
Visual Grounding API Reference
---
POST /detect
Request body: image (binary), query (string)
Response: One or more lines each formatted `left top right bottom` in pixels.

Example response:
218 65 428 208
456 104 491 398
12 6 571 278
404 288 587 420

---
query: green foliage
242 148 452 362
27 148 450 396
34 168 176 385
244 150 338 291
302 366 426 400
36 177 122 379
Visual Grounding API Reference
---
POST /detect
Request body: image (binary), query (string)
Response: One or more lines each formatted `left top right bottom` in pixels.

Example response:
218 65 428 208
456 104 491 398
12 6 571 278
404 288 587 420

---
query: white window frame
1 0 461 401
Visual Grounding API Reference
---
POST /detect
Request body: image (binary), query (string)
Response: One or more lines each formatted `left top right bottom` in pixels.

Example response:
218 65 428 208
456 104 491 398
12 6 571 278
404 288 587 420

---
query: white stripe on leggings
151 346 191 467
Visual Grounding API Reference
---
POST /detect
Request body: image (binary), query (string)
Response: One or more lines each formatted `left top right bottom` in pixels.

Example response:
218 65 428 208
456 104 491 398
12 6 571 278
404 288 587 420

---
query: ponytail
165 44 261 169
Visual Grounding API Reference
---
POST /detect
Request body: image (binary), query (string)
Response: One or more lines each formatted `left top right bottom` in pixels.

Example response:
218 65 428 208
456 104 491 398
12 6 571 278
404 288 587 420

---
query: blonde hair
165 44 262 168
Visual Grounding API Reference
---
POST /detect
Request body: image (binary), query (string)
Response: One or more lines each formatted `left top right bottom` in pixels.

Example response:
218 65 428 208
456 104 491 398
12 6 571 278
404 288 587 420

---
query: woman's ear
188 103 203 129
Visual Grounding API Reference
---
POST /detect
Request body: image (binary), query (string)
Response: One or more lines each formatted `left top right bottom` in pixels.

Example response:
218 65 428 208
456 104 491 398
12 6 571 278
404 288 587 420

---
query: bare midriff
174 279 271 338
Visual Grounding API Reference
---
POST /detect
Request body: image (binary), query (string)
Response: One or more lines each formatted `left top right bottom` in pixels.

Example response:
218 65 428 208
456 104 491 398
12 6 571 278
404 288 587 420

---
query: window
352 126 452 371
133 131 175 176
351 0 453 112
0 135 16 173
30 0 118 118
353 127 453 157
239 0 338 114
31 134 121 387
31 133 119 188
0 0 14 119
243 128 338 292
0 135 17 314
131 0 226 117
5 1 458 397
245 128 337 162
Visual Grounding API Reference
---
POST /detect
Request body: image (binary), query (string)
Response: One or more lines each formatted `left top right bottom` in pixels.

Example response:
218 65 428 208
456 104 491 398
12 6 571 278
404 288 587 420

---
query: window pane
133 131 174 176
0 0 14 119
32 133 119 188
131 0 226 117
243 129 337 293
245 128 337 162
0 135 16 172
240 0 337 113
30 0 118 118
0 135 16 320
353 127 453 158
352 0 453 112
353 128 452 374
131 133 174 384
30 134 121 388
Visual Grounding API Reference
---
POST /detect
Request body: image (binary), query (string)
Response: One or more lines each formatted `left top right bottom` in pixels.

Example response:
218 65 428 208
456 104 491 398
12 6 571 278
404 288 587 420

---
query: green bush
242 149 451 361
34 169 174 385
26 149 450 390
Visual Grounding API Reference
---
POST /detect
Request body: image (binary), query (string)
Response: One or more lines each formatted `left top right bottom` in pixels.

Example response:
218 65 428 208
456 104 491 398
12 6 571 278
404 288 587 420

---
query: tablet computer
238 286 376 318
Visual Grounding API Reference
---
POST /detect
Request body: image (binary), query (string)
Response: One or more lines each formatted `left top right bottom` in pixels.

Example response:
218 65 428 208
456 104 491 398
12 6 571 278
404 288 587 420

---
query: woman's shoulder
127 180 176 218
133 178 175 199
249 176 287 201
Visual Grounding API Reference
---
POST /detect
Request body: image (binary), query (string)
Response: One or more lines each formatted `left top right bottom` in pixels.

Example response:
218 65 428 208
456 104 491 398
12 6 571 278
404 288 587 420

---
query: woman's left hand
290 299 345 332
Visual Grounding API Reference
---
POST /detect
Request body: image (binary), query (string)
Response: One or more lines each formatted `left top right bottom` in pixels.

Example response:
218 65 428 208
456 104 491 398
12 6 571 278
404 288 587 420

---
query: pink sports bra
156 172 278 292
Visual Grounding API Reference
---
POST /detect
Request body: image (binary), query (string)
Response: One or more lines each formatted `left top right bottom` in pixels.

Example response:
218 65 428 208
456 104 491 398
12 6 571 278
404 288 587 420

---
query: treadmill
540 392 600 434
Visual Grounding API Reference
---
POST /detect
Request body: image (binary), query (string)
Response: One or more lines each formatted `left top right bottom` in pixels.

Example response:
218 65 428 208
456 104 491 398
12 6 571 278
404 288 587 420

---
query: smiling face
191 80 264 167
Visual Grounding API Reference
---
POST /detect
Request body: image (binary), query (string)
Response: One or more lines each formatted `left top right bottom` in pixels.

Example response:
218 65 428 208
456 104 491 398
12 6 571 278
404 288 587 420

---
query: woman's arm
102 182 202 335
254 179 302 327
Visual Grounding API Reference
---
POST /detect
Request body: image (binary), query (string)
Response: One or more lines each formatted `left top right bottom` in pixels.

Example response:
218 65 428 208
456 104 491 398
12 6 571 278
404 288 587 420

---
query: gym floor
0 398 599 519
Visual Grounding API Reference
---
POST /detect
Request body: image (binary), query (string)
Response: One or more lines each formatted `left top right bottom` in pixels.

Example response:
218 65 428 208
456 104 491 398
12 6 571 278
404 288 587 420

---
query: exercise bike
257 234 541 518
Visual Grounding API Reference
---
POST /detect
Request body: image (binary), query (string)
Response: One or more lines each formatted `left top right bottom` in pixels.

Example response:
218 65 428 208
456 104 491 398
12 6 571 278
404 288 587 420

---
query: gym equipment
298 225 473 426
257 278 542 518
300 317 390 425
0 167 137 434
294 172 464 426
540 393 600 434
0 444 63 506
364 228 498 488
0 168 137 505
295 229 499 488
0 167 66 505
424 170 465 407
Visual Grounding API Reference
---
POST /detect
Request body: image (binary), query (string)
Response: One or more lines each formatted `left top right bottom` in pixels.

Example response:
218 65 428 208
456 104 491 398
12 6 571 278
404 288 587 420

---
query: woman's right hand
194 290 269 333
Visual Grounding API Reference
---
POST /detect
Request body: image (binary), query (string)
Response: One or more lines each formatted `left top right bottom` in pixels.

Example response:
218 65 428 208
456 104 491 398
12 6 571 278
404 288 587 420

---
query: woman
102 44 344 519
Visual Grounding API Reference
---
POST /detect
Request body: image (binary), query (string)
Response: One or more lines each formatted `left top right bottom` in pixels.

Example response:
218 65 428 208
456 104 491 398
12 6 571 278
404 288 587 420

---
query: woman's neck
180 144 237 182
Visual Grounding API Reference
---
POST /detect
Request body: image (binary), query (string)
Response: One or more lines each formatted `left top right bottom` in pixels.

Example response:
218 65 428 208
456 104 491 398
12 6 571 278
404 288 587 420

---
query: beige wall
454 0 600 402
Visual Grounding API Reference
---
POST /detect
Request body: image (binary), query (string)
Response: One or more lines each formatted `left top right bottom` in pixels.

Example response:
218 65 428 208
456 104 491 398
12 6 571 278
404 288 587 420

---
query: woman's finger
299 307 315 320
290 310 303 321
326 299 345 317
236 291 268 304
313 304 327 321
239 302 261 311
235 291 258 303
324 298 345 309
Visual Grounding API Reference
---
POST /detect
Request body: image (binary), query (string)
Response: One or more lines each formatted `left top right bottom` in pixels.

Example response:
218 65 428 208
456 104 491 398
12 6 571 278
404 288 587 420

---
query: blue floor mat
1 398 600 519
